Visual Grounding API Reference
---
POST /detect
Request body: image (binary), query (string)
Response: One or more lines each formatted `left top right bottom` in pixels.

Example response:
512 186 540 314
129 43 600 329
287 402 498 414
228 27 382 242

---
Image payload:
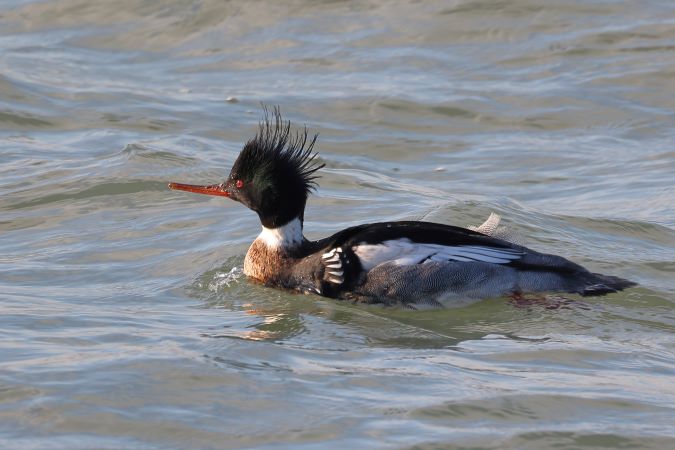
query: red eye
235 179 244 189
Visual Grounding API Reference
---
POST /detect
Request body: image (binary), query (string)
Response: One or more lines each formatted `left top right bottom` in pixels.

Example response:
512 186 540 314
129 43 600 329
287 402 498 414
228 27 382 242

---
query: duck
169 107 635 308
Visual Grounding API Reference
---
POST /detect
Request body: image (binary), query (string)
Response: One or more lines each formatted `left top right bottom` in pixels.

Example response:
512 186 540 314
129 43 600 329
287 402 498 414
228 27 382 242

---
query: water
1 0 674 448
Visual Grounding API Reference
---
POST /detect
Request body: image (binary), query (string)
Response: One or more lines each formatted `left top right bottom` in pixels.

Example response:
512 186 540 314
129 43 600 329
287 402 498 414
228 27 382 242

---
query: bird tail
578 273 636 296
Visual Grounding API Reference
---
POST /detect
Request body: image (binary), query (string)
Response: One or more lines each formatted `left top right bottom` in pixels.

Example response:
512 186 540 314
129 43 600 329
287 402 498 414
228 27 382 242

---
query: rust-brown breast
243 239 290 284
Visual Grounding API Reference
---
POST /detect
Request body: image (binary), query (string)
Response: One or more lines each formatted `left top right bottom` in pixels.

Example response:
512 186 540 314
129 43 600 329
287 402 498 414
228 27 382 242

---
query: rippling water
2 1 675 448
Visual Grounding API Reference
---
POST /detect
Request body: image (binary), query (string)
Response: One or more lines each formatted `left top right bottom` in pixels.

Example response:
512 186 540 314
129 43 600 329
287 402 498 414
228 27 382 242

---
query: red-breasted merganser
169 108 634 308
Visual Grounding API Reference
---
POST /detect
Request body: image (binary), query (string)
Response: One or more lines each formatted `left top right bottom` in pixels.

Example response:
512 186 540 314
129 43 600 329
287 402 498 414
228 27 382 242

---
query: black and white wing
316 221 528 291
311 221 632 302
352 238 523 270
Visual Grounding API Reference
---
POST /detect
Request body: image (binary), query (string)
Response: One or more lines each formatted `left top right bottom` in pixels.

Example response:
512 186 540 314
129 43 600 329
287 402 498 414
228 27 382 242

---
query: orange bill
168 182 230 197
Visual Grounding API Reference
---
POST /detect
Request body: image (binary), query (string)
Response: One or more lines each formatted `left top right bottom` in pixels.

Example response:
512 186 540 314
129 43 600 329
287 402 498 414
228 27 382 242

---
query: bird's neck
255 216 305 251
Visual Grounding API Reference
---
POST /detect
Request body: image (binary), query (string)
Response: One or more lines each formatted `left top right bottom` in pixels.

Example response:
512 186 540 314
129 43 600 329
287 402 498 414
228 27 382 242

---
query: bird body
169 108 634 308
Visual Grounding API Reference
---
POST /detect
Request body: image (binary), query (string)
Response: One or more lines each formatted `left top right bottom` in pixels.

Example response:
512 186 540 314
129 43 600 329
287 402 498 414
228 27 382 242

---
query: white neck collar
257 217 304 250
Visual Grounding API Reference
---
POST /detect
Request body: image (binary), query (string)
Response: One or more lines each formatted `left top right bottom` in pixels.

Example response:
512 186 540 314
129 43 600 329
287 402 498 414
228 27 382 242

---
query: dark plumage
227 107 324 227
235 107 323 193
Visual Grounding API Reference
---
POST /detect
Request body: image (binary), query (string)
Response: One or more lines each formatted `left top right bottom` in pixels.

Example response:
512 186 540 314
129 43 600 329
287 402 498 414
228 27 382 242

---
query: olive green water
1 1 674 449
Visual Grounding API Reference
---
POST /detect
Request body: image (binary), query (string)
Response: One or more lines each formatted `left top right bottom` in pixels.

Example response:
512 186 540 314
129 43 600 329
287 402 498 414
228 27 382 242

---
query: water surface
1 1 675 449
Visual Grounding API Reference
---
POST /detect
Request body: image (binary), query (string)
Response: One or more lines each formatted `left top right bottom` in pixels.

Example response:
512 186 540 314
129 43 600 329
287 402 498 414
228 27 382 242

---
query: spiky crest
227 106 324 228
232 106 323 196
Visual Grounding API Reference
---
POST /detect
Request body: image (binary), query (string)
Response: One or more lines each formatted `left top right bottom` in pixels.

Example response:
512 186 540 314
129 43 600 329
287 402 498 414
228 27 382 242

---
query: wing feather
353 239 523 270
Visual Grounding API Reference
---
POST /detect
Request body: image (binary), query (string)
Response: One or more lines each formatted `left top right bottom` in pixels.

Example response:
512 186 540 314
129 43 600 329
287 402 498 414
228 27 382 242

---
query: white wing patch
322 247 345 284
353 238 523 271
